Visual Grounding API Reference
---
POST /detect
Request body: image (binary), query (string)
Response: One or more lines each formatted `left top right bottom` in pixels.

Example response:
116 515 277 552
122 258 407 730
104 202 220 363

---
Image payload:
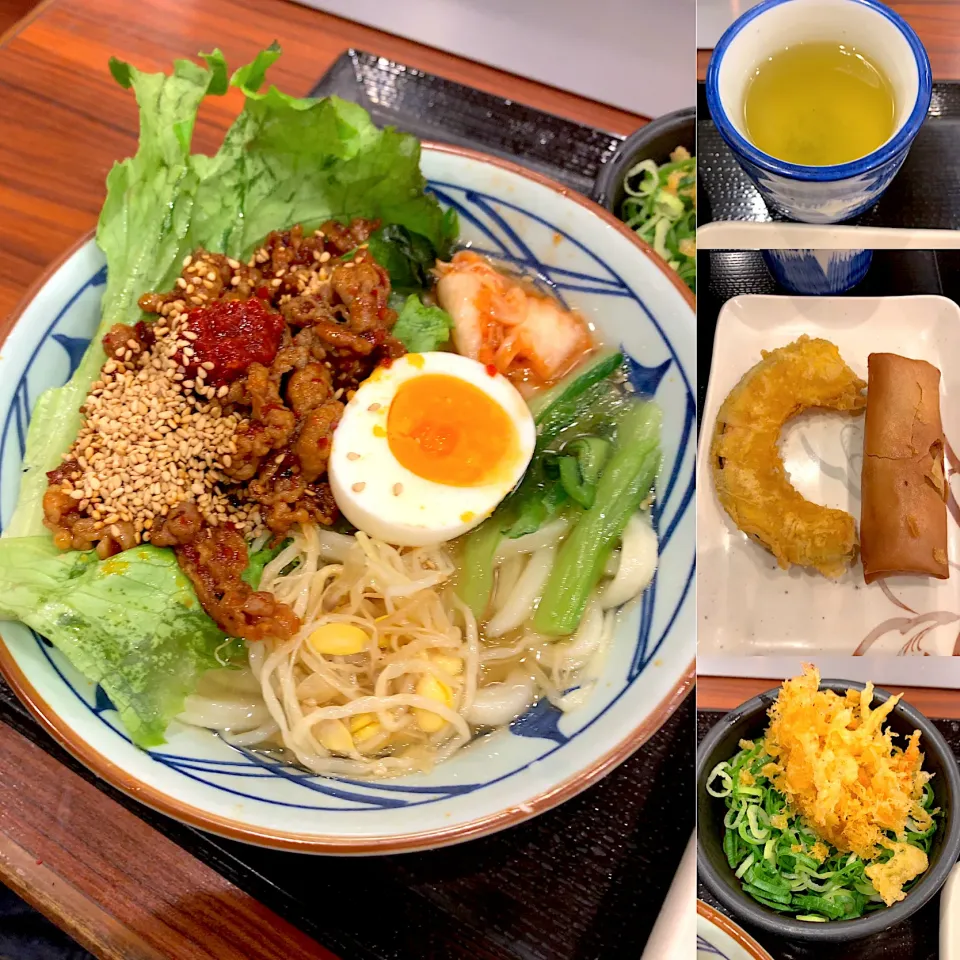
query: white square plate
697 294 960 675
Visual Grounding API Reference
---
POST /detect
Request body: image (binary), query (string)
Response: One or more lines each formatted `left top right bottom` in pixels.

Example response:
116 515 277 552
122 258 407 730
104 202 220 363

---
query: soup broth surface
743 41 897 166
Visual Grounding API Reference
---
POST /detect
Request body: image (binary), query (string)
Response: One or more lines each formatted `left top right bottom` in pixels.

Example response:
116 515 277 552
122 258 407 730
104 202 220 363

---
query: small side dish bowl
706 0 932 224
697 680 960 942
591 106 695 216
0 144 696 854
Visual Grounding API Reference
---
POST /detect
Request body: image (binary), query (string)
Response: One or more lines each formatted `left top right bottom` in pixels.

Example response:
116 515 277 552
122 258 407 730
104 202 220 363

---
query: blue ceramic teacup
706 0 932 224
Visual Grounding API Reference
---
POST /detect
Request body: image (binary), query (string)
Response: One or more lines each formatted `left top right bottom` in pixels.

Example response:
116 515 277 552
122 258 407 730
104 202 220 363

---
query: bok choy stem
533 400 661 636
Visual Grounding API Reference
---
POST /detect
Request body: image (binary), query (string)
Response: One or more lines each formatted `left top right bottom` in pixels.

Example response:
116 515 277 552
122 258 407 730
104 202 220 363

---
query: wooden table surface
696 2 960 81
698 676 960 719
0 0 643 325
0 2 646 958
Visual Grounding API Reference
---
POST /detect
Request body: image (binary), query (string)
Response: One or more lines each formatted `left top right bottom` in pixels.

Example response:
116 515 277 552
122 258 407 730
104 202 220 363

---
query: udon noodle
179 510 656 778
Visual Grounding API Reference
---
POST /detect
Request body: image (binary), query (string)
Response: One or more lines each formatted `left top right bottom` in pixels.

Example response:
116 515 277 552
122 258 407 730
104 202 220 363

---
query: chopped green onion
705 736 937 921
619 148 696 294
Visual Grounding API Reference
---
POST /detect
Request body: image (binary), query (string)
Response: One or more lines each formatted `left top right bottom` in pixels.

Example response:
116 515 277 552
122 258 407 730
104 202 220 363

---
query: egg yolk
387 374 518 487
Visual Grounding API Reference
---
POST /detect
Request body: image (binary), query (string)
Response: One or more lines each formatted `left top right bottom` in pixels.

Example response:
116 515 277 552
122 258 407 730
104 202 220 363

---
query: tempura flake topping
762 665 935 904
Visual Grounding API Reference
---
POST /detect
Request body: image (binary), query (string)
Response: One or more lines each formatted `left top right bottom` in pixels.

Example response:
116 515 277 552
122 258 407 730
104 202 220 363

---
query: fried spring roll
861 353 948 583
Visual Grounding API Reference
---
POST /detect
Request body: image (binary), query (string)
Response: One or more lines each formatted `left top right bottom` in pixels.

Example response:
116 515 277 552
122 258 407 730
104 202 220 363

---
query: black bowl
697 680 960 943
591 106 695 216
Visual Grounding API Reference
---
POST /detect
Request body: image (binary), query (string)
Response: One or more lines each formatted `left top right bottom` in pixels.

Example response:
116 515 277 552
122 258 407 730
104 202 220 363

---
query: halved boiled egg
329 352 535 546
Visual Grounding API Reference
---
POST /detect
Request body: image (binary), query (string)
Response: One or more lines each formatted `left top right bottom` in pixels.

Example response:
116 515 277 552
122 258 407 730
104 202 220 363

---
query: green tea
743 42 896 166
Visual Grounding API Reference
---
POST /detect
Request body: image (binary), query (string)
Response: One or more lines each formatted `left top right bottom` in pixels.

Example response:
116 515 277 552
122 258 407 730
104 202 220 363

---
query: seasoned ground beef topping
43 316 252 557
43 220 406 638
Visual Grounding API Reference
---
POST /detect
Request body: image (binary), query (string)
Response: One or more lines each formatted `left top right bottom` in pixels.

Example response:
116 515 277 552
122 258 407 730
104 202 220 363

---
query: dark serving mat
697 248 960 418
310 51 626 196
697 710 954 960
0 55 692 960
697 81 960 229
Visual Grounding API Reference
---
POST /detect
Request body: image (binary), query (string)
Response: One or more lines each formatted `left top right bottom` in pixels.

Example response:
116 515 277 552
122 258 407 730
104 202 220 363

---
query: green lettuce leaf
241 539 287 589
391 295 454 353
0 539 231 747
7 53 228 538
8 44 453 538
366 223 455 293
189 47 453 257
1 46 458 747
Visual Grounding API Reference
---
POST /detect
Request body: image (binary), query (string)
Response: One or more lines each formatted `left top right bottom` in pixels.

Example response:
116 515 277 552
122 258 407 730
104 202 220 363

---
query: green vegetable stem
456 351 635 616
526 348 622 422
500 362 625 540
456 507 512 618
554 436 612 509
533 400 661 636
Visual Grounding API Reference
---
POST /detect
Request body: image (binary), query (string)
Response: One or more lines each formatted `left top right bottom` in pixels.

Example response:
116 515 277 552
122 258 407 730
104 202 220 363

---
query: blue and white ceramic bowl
706 0 932 224
697 901 774 960
0 145 696 853
762 248 873 293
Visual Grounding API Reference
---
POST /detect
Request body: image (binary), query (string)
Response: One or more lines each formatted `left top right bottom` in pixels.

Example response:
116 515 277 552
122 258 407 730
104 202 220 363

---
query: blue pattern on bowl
697 934 732 958
762 248 873 293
